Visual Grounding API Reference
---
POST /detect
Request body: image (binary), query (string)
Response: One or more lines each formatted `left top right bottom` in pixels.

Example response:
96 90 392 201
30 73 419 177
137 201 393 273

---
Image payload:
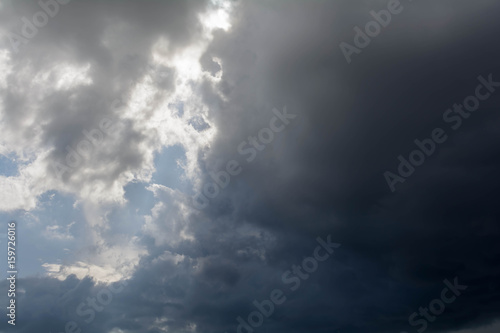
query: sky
0 0 499 333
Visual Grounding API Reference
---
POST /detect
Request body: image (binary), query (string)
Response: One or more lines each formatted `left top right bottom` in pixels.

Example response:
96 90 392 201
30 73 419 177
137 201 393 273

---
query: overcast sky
0 0 499 333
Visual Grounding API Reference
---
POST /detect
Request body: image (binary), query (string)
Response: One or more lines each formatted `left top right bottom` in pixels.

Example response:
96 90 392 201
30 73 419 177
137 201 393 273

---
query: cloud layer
1 1 500 333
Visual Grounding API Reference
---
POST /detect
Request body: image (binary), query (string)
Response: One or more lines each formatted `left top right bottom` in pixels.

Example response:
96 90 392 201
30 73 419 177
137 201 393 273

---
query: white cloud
143 184 194 247
43 235 146 283
42 221 75 240
0 0 238 286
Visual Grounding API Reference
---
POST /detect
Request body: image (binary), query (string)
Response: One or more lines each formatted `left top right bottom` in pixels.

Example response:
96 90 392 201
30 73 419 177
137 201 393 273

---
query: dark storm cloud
191 0 500 332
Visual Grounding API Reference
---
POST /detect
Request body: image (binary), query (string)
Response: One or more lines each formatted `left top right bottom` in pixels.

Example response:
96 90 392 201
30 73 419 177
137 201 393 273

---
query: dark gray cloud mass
1 0 500 333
